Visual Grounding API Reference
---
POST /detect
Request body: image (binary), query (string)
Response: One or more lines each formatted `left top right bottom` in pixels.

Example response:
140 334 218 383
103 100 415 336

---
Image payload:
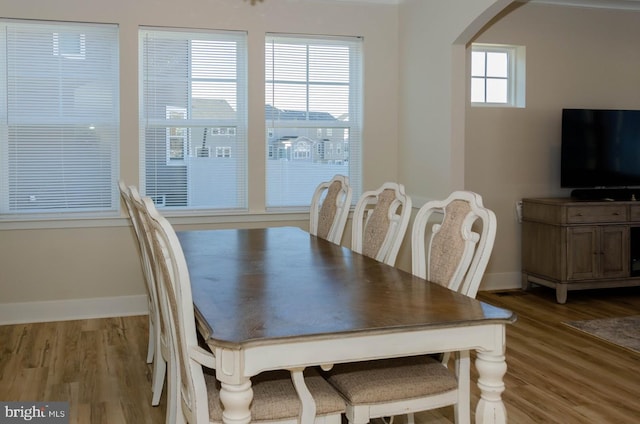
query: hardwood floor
471 286 640 424
0 316 166 423
1 286 638 423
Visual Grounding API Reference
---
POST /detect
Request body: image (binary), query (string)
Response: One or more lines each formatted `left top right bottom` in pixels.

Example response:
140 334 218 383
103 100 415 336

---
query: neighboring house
163 98 237 162
265 104 349 164
147 101 349 207
144 98 239 207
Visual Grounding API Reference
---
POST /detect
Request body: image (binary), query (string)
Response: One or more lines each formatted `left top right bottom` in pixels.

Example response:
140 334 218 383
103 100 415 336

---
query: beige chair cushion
429 200 471 286
324 356 457 404
362 189 396 259
317 180 342 240
207 368 346 422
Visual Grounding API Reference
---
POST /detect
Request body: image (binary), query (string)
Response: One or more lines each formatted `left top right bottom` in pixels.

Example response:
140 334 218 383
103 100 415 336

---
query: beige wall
0 0 400 312
398 0 507 202
395 0 511 280
0 0 526 322
466 3 640 287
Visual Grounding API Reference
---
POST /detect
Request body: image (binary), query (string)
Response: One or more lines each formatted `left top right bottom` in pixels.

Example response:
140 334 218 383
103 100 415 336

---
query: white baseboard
0 294 149 325
479 271 522 292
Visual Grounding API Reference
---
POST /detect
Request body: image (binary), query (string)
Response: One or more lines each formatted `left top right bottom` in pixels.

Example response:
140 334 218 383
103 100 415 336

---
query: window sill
0 210 310 231
470 102 524 109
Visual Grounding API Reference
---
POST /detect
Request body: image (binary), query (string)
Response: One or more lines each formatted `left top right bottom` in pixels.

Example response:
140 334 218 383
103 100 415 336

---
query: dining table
176 226 516 424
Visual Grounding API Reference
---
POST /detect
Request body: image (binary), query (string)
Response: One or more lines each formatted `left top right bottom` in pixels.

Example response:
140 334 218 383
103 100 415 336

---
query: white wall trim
0 211 309 231
317 0 400 4
409 195 437 210
0 295 149 325
479 271 522 292
528 0 640 12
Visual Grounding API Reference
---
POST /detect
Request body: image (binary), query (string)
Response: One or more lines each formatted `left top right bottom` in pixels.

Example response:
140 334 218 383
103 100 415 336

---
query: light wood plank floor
1 286 639 423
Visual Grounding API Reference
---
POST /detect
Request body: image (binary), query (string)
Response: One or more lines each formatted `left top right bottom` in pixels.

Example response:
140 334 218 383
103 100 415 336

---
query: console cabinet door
567 226 598 280
566 225 629 280
600 225 629 278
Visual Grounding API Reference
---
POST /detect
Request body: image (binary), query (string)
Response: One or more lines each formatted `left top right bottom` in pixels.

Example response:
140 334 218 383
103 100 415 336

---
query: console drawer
630 205 640 222
566 205 627 223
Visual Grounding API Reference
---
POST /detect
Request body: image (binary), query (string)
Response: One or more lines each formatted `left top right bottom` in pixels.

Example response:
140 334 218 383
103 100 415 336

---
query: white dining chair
127 185 175 422
118 181 166 407
412 190 497 298
309 175 352 245
141 197 346 424
324 190 497 424
351 182 412 266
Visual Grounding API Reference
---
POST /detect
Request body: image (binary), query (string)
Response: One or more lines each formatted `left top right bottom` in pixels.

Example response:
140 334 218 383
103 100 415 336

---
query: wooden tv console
521 197 640 303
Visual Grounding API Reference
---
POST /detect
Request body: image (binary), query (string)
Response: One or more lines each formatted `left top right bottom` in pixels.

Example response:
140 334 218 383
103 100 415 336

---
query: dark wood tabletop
177 226 515 348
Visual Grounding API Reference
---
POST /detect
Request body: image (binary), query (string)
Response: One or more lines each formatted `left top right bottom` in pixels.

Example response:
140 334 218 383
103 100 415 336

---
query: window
53 32 86 59
215 146 231 158
471 43 525 107
165 107 187 164
0 20 120 218
265 34 362 208
140 28 247 211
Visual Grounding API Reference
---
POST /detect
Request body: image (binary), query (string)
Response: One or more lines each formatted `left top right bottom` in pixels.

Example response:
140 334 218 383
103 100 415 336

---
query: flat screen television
561 109 640 194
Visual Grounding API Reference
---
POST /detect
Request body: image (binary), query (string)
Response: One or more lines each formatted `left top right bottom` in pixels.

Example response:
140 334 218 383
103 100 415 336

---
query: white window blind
0 20 120 218
139 28 247 212
265 34 362 209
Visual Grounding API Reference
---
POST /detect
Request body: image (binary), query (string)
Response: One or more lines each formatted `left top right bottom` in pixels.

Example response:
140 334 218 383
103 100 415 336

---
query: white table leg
219 380 253 424
474 351 508 424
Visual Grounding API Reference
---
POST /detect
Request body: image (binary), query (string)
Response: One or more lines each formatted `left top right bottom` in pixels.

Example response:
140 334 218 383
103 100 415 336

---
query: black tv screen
561 109 640 189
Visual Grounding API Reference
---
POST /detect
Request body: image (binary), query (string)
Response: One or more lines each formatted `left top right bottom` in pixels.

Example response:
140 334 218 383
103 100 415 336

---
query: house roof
192 98 236 119
265 104 336 121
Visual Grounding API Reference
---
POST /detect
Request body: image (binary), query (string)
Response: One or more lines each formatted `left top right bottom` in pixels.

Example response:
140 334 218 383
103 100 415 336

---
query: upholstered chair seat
207 369 346 422
324 356 457 405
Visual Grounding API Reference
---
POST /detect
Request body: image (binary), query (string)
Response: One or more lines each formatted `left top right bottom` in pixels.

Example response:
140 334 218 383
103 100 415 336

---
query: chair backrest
128 186 165 327
411 190 496 298
309 175 353 245
119 181 156 299
351 182 412 266
142 197 209 424
119 180 142 255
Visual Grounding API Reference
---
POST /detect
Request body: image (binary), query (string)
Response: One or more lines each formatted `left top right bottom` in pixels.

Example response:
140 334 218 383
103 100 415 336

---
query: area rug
564 315 640 354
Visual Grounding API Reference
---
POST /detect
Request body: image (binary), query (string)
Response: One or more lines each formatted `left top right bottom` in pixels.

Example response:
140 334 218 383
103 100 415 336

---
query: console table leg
475 351 508 424
556 284 568 304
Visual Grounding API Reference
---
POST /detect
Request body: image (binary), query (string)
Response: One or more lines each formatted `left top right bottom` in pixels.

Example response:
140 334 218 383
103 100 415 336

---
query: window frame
471 43 526 108
0 19 120 221
138 27 248 213
264 33 363 210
